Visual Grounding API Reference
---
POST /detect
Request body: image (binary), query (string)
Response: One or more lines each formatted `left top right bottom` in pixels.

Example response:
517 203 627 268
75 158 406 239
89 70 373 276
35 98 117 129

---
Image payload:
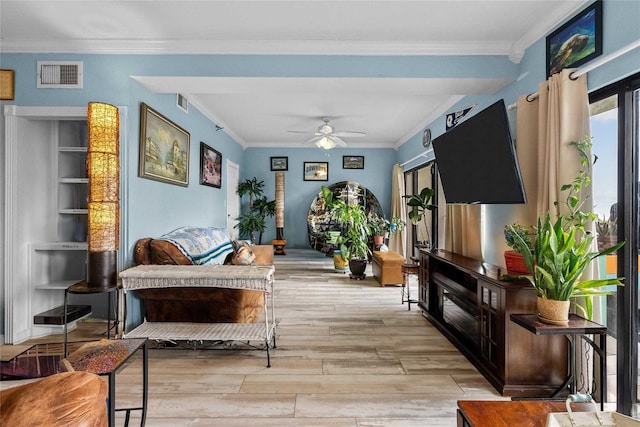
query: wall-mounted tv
432 99 526 204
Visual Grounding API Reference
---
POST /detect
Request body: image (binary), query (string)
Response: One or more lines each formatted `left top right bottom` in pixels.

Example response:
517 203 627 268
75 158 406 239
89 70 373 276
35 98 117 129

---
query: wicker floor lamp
87 102 120 288
272 171 287 255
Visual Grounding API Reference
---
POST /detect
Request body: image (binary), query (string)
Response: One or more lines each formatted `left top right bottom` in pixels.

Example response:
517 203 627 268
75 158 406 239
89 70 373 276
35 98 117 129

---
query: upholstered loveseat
0 371 108 426
132 227 273 324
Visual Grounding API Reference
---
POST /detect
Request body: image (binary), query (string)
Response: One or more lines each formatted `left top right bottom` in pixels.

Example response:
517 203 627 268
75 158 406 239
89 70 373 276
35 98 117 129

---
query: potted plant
403 186 437 248
322 185 372 279
595 214 618 252
368 213 388 246
236 177 275 244
508 138 624 324
386 216 406 236
503 222 532 275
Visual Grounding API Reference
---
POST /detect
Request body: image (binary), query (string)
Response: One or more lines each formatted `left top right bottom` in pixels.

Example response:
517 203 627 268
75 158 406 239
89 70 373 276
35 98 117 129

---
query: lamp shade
87 102 119 287
315 136 336 150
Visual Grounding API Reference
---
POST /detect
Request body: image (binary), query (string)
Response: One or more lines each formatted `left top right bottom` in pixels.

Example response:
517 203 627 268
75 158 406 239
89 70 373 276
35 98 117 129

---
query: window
589 72 640 416
404 161 437 259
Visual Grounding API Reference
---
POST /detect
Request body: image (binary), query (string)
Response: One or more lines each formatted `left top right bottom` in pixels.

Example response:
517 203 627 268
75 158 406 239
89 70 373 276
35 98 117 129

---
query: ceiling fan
288 118 366 149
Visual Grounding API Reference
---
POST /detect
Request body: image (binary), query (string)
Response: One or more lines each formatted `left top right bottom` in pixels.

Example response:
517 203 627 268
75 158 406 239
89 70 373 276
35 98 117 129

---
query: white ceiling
0 0 590 149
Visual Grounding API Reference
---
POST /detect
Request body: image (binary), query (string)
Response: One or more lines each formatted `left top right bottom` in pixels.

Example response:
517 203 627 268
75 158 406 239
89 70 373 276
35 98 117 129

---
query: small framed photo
546 0 602 77
343 155 364 169
270 156 288 171
200 142 222 188
303 162 328 181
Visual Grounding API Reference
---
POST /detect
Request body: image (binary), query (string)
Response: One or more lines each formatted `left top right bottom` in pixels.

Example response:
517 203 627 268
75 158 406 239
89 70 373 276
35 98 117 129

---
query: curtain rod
508 38 640 110
400 151 429 167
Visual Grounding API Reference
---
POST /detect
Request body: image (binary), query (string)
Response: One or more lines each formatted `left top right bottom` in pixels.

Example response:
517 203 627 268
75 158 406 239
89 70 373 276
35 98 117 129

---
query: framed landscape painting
200 142 222 188
343 155 364 169
139 102 190 186
271 156 288 171
303 162 328 181
546 0 602 77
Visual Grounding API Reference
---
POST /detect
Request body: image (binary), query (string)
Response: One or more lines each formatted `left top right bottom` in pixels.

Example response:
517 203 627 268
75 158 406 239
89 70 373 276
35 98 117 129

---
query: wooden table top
458 400 593 427
510 313 607 335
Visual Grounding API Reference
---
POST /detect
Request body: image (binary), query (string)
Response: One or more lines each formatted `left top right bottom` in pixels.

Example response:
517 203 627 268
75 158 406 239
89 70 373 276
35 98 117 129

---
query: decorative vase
537 296 570 325
333 250 349 273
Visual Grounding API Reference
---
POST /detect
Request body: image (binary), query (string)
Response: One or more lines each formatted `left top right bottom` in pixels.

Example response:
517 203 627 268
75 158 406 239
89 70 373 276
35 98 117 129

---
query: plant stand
271 239 287 255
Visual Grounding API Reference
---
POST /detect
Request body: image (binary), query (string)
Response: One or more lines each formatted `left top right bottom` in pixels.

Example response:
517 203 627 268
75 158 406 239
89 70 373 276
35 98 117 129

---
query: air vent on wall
177 93 188 112
37 61 83 88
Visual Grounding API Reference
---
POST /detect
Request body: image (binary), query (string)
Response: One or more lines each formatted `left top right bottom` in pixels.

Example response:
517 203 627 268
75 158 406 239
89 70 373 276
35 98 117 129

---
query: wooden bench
371 251 406 287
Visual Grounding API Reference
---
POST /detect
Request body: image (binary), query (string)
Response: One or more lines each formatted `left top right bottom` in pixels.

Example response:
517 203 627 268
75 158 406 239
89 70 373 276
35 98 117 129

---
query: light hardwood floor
7 249 504 426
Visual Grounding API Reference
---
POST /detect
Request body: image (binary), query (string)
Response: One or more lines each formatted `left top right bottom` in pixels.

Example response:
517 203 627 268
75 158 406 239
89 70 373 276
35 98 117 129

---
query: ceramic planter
504 250 531 275
349 258 367 280
333 250 349 273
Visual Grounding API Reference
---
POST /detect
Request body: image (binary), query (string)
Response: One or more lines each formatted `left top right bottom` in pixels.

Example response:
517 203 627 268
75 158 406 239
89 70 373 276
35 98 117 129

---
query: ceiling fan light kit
316 136 336 150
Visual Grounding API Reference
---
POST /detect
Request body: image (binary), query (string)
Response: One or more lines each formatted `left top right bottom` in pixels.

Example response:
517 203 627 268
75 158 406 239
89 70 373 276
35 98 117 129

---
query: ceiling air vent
37 61 83 88
177 93 188 112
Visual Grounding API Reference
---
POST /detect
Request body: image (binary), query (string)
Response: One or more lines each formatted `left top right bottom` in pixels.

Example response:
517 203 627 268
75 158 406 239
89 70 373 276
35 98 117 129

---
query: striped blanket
160 226 233 265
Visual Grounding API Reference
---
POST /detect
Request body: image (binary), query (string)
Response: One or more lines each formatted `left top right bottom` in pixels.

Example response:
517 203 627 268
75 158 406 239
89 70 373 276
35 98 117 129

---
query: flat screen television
432 99 526 204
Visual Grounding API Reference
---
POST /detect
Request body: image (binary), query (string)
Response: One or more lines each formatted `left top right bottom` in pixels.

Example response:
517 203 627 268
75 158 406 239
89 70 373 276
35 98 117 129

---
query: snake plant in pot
508 138 624 325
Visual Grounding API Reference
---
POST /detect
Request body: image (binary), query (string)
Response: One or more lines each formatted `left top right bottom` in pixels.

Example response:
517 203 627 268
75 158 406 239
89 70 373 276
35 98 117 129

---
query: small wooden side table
510 313 607 409
457 399 592 427
61 338 148 427
64 280 122 357
401 263 419 310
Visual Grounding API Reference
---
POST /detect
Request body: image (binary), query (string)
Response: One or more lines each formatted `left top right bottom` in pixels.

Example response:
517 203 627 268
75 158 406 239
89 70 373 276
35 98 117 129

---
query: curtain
389 164 407 257
515 69 590 217
445 204 482 260
516 68 597 396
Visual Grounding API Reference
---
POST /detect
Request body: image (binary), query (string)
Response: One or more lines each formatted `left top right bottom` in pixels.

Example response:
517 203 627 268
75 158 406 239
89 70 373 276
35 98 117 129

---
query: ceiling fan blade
287 130 314 134
332 131 366 137
332 136 348 147
304 136 323 144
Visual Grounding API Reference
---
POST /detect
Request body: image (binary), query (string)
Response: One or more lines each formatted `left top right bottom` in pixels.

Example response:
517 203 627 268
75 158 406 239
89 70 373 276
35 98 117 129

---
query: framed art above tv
546 0 602 77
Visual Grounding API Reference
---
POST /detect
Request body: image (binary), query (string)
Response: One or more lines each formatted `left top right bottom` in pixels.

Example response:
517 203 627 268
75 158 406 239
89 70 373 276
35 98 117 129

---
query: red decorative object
504 250 531 275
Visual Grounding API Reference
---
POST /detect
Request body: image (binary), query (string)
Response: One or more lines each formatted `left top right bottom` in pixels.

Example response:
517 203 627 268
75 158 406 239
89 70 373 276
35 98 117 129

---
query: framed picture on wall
271 156 288 171
343 155 364 169
200 142 222 188
303 162 328 181
139 102 190 186
546 0 602 77
0 69 15 100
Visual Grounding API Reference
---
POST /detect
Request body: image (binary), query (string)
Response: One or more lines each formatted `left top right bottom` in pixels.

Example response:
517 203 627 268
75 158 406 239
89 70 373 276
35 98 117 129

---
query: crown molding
1 39 514 56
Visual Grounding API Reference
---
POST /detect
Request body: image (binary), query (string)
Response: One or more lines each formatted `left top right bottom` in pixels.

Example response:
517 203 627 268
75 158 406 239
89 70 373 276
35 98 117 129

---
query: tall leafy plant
236 177 275 244
321 185 372 261
403 187 437 246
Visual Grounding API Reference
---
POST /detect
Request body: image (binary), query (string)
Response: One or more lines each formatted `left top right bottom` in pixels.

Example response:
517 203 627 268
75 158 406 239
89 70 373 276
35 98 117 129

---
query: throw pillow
231 240 256 265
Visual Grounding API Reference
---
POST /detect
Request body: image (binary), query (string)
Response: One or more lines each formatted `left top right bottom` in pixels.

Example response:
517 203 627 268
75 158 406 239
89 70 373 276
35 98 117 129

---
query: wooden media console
418 249 567 397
